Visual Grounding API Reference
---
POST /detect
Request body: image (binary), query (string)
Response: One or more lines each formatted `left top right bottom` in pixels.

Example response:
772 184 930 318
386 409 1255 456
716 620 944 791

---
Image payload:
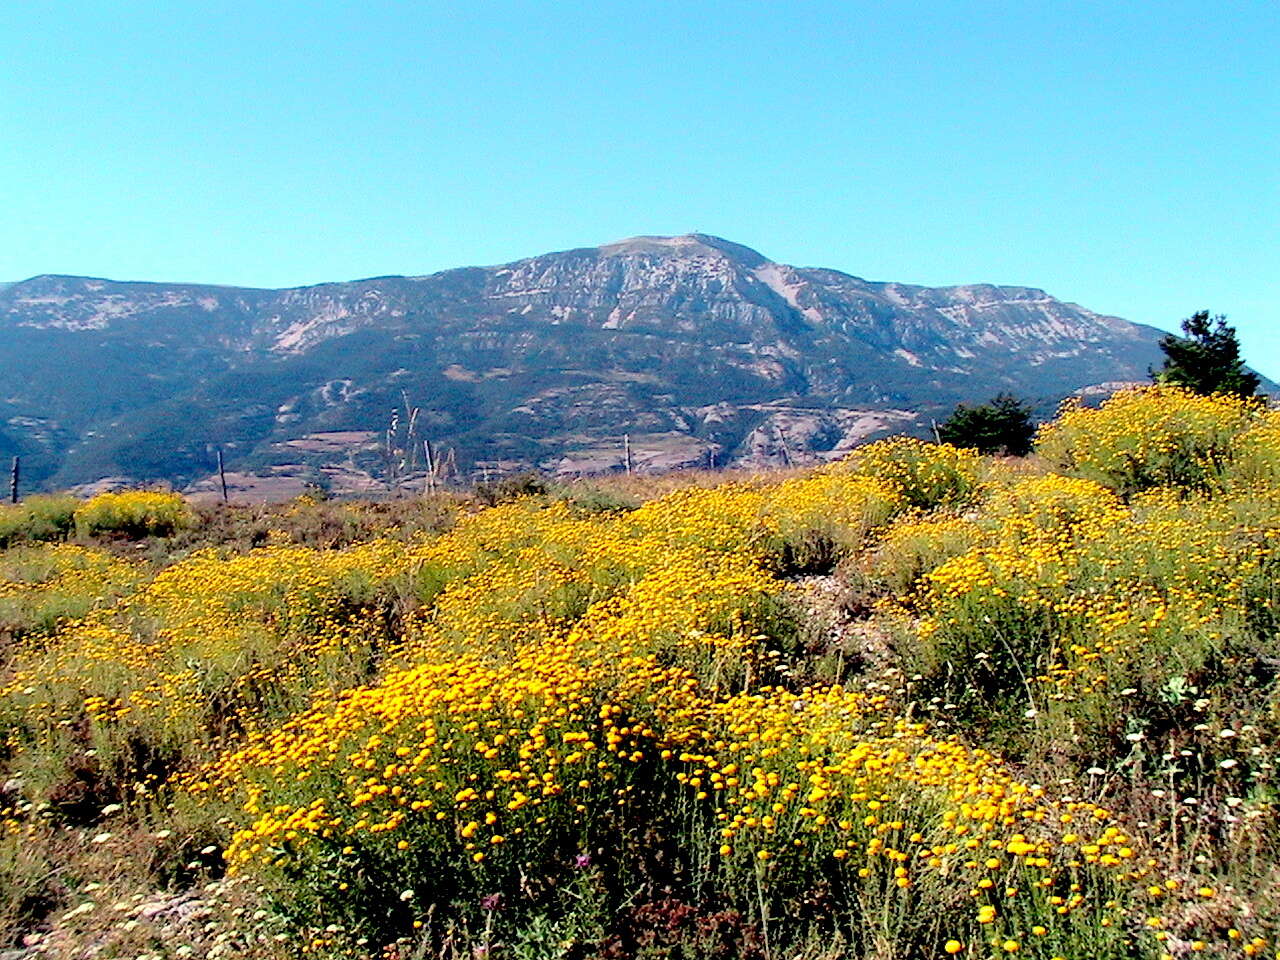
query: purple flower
573 853 592 869
480 893 502 911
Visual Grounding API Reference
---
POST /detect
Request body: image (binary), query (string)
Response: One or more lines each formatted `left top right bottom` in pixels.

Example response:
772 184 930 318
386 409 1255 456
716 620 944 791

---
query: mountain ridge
4 231 1119 311
0 234 1203 496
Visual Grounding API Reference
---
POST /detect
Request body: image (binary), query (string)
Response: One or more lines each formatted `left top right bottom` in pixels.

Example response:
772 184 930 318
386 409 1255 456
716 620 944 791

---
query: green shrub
550 482 641 514
474 471 548 507
937 392 1036 455
0 495 78 547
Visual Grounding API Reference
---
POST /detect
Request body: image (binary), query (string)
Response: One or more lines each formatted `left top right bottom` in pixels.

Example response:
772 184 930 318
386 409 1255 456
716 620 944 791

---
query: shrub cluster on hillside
0 386 1277 960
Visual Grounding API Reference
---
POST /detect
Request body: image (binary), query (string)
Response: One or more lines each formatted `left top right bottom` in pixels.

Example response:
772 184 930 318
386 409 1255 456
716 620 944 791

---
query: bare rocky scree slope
0 234 1173 493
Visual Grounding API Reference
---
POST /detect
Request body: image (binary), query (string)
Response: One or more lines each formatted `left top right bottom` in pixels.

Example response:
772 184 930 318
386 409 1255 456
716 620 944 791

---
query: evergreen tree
1154 310 1259 397
937 392 1036 456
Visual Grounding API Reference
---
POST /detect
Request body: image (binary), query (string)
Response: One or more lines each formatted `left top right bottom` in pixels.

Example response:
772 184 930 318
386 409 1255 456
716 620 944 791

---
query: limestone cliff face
0 234 1175 490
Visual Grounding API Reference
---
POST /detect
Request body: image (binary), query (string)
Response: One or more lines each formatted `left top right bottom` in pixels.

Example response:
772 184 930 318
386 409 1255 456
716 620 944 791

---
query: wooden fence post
216 449 229 503
8 456 17 504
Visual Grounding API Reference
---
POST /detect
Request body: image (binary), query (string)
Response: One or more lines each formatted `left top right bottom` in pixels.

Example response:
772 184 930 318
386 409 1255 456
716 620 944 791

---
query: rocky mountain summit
1 234 1173 494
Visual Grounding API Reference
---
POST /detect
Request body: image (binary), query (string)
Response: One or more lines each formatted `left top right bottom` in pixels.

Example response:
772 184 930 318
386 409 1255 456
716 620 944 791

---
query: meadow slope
0 386 1277 960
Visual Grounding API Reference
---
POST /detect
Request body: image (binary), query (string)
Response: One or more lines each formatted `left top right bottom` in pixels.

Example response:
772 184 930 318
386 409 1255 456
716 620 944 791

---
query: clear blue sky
4 1 1278 375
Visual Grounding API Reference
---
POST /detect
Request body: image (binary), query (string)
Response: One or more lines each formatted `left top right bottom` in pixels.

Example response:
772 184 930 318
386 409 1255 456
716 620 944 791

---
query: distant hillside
0 234 1189 493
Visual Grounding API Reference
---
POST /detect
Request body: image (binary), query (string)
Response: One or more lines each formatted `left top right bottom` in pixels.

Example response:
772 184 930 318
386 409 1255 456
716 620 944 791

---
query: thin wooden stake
216 449 229 504
931 418 942 444
8 456 18 504
423 440 436 495
623 434 632 475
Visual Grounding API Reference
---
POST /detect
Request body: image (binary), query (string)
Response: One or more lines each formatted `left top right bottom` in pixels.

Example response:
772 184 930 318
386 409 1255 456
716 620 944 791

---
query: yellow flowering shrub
0 544 142 639
983 474 1123 535
859 512 984 596
0 540 408 783
840 436 984 508
72 489 194 538
167 468 1232 957
757 473 904 571
1228 408 1280 489
1035 385 1259 495
905 474 1280 781
679 685 1142 959
1 390 1277 958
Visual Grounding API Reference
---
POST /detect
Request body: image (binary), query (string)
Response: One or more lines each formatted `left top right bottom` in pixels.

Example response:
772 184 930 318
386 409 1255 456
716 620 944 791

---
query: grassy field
0 385 1277 960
